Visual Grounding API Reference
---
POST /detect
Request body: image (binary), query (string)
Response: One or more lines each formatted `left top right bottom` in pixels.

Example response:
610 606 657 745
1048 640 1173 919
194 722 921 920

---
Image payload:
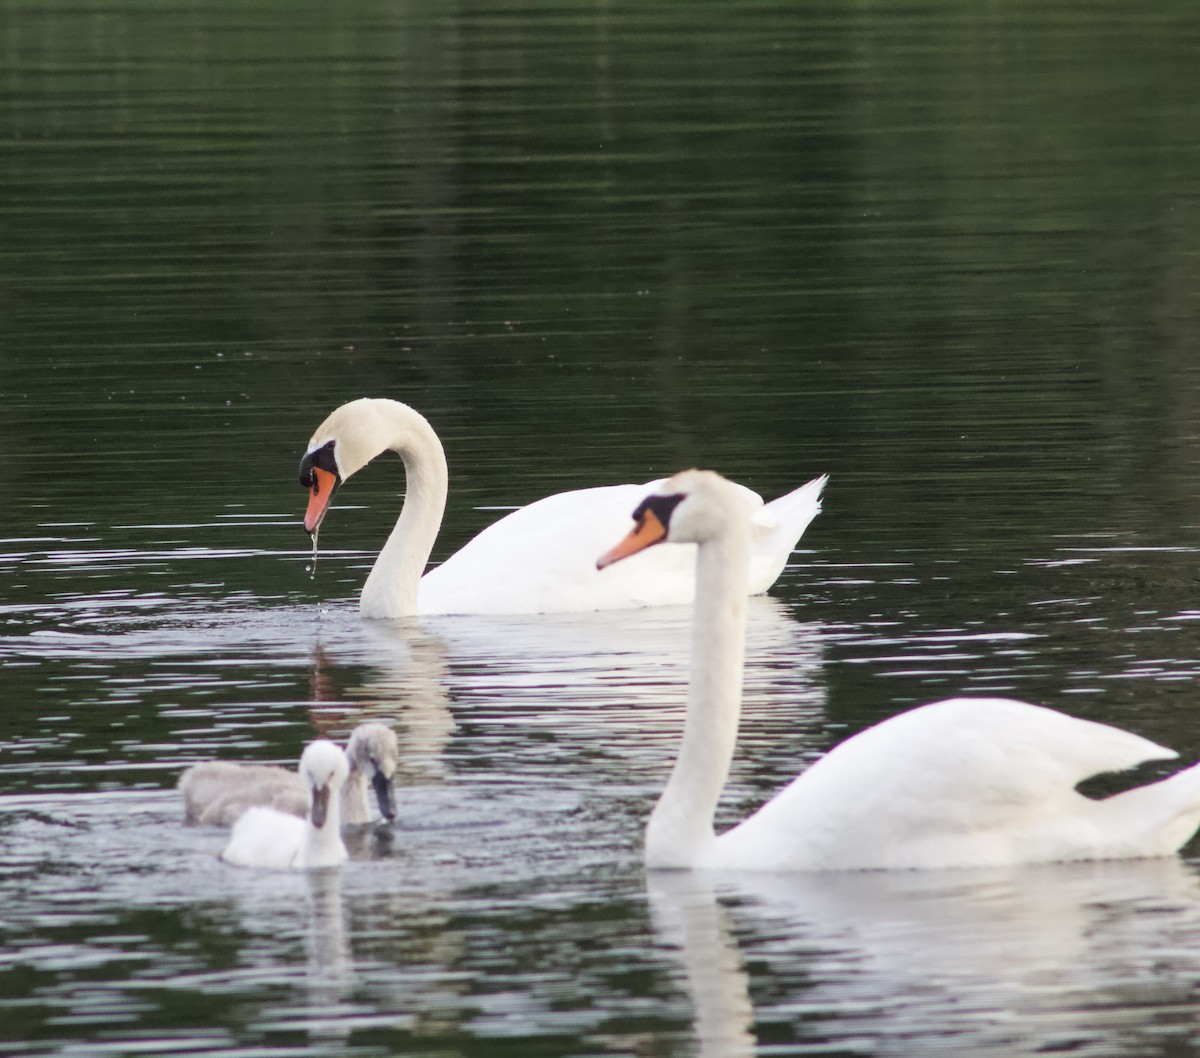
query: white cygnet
220 739 350 870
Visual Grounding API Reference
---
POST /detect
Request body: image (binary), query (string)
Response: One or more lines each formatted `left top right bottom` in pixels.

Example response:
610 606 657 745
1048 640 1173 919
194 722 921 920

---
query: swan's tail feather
1094 760 1200 857
748 474 828 594
762 473 827 537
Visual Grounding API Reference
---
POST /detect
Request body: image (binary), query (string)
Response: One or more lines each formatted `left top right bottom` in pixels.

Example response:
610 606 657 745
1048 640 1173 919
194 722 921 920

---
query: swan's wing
179 761 306 826
420 481 688 612
417 481 698 613
419 477 820 615
720 698 1177 869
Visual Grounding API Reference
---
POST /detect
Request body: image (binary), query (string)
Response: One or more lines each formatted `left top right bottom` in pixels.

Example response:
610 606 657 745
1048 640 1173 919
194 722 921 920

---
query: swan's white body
603 470 1200 871
301 398 826 618
179 723 398 827
220 740 350 870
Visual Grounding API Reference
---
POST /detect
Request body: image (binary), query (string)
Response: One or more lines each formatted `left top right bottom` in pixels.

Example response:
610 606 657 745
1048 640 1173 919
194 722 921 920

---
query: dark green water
3 1 1200 1054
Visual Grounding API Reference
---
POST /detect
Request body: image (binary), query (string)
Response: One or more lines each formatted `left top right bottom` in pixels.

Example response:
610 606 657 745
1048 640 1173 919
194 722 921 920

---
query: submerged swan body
180 723 398 827
221 740 350 870
599 469 1200 871
299 397 826 617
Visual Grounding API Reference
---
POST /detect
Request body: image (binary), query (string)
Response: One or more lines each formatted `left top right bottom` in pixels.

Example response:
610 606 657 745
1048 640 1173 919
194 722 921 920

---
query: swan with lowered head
179 722 398 827
299 397 826 618
221 739 350 870
598 469 1200 870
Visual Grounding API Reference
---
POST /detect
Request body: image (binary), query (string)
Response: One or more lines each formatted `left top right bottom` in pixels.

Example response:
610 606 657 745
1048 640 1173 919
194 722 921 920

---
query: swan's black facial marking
632 491 685 532
299 440 339 490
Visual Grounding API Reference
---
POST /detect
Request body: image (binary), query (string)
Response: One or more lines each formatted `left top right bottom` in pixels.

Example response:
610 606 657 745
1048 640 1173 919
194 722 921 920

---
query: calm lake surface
4 0 1200 1054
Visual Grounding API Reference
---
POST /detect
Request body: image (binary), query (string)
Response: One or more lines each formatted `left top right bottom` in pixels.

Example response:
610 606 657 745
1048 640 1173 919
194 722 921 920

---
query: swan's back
717 698 1193 870
419 476 825 614
180 761 307 826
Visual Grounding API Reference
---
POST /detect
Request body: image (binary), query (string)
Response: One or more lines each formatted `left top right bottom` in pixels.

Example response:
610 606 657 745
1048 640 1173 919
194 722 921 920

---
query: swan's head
299 398 430 536
300 739 350 830
344 722 400 821
597 469 744 568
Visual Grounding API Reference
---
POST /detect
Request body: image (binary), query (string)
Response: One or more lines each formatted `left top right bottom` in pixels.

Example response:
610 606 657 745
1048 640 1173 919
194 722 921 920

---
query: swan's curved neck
358 409 449 618
646 520 750 867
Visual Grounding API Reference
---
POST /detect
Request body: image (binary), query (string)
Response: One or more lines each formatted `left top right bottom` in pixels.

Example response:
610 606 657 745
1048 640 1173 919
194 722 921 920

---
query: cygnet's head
345 722 399 821
597 469 744 568
300 739 351 829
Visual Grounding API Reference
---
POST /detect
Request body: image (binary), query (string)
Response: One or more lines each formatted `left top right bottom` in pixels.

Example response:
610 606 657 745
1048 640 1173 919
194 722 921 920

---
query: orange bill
304 466 338 535
597 508 668 569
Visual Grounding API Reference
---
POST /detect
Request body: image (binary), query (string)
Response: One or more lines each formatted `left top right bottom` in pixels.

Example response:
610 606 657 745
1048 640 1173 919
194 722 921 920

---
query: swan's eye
299 440 338 490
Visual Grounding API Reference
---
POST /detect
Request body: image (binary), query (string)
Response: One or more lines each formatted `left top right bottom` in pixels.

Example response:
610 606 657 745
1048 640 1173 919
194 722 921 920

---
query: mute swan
181 723 398 827
299 397 826 617
221 740 350 869
598 469 1200 870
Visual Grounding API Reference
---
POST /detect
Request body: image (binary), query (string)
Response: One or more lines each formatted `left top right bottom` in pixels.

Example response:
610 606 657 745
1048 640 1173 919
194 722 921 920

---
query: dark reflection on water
4 0 1200 1053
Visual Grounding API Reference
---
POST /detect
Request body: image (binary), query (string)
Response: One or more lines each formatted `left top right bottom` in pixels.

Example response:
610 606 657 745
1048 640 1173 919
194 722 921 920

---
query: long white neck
645 519 750 867
358 408 449 619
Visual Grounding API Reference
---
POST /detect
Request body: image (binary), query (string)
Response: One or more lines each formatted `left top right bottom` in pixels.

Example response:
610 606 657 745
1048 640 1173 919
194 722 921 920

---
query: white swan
299 397 826 618
598 469 1200 870
179 722 398 827
221 740 350 869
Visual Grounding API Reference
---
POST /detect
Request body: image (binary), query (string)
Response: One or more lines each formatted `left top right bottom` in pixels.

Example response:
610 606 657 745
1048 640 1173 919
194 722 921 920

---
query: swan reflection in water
648 856 1200 1056
310 591 825 812
307 617 455 788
